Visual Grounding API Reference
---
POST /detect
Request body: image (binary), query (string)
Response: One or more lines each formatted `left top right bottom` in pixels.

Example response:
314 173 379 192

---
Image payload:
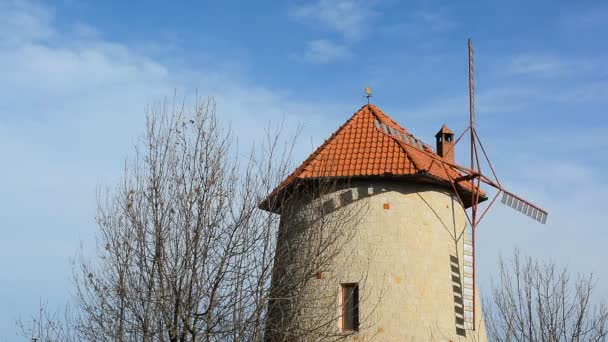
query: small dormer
435 124 455 163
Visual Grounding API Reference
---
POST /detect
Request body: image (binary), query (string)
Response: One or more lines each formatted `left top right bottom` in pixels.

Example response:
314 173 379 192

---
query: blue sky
1 0 608 338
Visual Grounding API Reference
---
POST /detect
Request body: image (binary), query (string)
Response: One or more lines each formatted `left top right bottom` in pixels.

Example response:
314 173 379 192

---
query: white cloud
290 0 376 40
0 0 55 44
550 80 608 103
561 6 608 29
413 8 457 32
0 1 348 337
378 6 457 40
302 39 351 64
506 54 569 77
503 53 608 80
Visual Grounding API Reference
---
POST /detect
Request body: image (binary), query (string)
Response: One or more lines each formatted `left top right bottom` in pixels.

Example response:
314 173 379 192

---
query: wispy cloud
551 80 608 103
290 0 376 40
0 0 56 44
502 53 608 79
0 1 348 336
495 54 608 104
301 39 351 64
561 5 608 29
506 54 569 77
413 8 457 32
379 6 457 39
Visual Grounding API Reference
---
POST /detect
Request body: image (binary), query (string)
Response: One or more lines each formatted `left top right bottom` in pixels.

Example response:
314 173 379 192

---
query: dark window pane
342 284 359 331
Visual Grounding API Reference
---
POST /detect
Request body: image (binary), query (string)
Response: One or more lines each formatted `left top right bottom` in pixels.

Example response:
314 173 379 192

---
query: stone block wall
270 179 487 341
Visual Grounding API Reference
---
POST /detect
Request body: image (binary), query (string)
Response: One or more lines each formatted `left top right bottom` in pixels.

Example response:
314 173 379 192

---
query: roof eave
258 173 487 213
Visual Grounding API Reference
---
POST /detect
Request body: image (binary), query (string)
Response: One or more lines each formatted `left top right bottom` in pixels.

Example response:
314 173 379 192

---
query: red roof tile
261 104 483 212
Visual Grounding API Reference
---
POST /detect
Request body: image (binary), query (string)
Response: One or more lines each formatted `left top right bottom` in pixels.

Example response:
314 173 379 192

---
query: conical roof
261 104 483 212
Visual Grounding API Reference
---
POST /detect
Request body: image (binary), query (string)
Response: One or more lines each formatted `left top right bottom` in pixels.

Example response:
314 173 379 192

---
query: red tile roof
261 104 483 212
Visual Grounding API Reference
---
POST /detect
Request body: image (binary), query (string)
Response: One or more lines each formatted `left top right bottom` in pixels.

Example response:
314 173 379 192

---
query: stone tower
261 104 487 341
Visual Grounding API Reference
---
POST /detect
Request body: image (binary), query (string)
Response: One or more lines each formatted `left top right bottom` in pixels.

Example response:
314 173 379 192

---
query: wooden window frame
340 283 360 333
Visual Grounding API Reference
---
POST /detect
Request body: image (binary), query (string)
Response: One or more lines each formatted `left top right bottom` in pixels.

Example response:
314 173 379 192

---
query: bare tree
263 180 376 342
16 301 76 342
484 249 608 342
36 97 373 341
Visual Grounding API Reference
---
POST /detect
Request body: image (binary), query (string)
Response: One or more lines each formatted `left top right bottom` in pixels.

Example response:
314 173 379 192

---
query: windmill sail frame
424 39 550 333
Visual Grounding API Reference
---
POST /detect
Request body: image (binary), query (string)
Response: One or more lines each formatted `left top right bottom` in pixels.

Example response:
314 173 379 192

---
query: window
374 118 381 129
341 283 359 332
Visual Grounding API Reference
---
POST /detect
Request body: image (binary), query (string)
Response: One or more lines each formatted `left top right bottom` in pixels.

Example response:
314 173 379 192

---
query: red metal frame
422 39 549 330
372 39 549 331
458 39 548 330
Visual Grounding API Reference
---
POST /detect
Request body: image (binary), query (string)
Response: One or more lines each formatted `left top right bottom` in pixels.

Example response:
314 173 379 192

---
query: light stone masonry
277 179 487 341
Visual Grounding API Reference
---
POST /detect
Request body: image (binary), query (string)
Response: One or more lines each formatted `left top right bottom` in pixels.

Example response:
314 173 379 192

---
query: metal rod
439 158 474 227
454 126 471 147
477 190 502 225
467 37 477 330
473 127 502 187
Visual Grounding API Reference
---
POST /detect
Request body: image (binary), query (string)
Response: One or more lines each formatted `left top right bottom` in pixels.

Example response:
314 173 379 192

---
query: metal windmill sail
369 40 548 330
394 39 549 331
456 39 549 330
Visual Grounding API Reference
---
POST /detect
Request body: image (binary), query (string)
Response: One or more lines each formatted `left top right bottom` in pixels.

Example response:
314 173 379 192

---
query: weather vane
364 86 372 104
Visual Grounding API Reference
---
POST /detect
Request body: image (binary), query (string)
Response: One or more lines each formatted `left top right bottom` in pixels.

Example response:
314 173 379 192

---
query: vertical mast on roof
460 38 548 333
468 39 476 141
467 37 478 331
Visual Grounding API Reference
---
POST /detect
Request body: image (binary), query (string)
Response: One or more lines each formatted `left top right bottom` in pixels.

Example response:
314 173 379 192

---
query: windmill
430 39 550 330
261 39 548 339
